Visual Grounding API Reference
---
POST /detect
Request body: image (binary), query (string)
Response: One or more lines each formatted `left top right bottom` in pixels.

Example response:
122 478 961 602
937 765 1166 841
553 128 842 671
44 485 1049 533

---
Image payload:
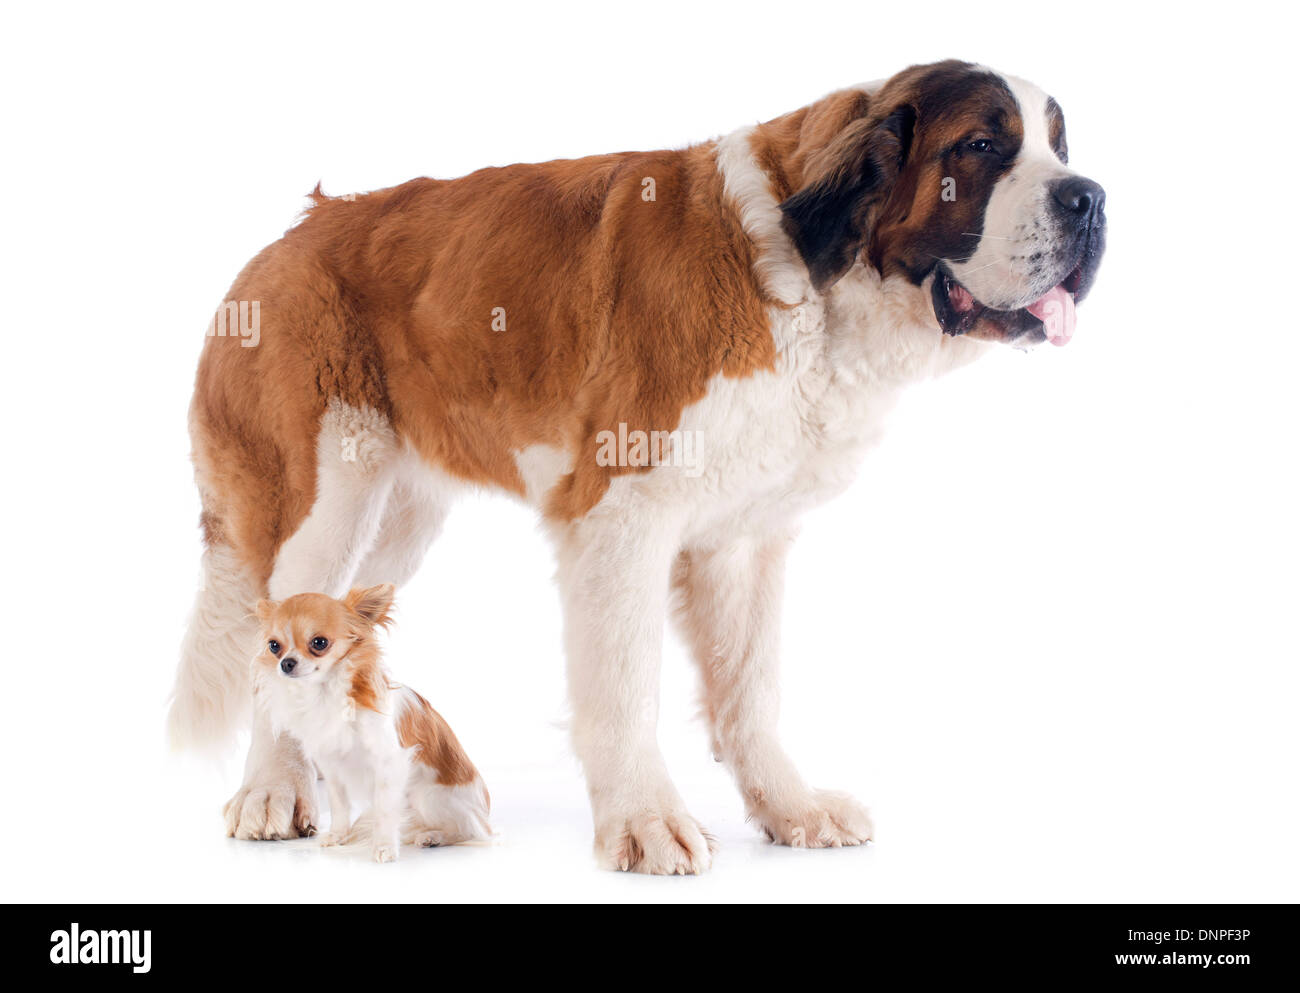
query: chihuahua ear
344 584 396 628
255 599 277 624
779 104 915 292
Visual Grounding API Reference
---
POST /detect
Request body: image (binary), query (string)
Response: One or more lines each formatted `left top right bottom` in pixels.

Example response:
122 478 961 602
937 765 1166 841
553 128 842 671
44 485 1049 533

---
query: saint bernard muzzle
781 62 1106 347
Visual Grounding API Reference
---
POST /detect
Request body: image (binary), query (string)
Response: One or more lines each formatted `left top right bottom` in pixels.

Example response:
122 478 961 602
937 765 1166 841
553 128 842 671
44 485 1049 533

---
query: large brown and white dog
170 60 1105 873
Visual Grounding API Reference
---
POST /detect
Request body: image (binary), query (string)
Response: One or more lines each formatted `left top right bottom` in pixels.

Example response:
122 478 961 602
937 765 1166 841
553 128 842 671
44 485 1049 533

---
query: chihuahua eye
310 637 329 654
268 640 281 655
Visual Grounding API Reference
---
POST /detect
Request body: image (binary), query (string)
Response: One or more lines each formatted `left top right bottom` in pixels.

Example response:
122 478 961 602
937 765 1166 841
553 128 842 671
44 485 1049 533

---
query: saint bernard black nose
1051 176 1106 229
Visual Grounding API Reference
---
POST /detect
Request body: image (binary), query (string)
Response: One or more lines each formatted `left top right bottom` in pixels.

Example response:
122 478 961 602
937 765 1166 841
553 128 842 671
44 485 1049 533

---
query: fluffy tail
167 544 259 752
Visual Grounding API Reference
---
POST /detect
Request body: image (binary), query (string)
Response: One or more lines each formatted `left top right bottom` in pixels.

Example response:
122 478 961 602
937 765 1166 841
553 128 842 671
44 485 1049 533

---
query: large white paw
595 807 716 875
224 780 317 840
749 789 874 849
224 729 319 840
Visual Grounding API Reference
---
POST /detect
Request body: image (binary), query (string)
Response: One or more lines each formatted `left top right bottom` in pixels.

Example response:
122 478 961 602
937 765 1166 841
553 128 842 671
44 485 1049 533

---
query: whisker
952 258 1004 277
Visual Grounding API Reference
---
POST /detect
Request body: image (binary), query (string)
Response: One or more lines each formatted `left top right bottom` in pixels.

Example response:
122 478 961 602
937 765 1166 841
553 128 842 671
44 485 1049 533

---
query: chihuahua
253 584 491 862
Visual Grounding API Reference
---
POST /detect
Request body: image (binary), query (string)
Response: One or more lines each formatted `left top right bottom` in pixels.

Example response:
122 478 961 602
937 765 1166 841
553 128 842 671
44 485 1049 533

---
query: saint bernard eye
268 640 281 655
310 637 330 654
966 139 995 154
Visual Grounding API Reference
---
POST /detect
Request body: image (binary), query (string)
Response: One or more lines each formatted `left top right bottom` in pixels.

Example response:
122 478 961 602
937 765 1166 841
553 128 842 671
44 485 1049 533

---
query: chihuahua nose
280 657 298 674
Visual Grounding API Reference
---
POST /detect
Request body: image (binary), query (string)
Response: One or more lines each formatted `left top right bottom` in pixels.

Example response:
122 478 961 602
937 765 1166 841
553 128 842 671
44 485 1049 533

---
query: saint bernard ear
779 105 916 292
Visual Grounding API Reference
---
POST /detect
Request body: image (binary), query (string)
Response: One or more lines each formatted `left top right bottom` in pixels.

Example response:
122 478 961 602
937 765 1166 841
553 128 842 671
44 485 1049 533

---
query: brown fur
344 643 392 714
750 88 875 202
865 64 1024 284
1045 96 1068 162
396 689 481 788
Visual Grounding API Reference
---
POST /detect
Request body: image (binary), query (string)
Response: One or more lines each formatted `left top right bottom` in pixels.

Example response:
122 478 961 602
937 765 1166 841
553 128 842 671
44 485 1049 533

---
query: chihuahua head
255 584 396 683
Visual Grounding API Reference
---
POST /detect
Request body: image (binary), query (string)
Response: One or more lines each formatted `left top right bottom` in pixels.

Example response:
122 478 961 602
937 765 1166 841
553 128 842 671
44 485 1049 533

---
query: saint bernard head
779 60 1106 346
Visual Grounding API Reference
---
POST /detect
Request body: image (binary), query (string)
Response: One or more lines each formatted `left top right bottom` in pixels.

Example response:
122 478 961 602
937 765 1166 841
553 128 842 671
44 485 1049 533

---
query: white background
2 0 1296 903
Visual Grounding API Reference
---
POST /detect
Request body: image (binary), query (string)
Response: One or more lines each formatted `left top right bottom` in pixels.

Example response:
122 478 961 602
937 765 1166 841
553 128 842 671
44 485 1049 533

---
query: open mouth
931 262 1085 347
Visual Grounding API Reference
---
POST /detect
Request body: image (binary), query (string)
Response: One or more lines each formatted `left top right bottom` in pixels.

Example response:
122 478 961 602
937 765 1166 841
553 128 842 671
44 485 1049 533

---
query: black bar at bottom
5 903 1291 982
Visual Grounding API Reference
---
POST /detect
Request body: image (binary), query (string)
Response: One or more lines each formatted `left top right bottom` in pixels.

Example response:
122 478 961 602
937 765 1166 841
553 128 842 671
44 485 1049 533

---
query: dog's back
394 685 492 846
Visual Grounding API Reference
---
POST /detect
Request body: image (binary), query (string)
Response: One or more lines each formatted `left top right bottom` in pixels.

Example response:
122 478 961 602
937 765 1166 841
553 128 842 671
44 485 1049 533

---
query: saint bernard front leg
555 500 715 874
673 534 873 849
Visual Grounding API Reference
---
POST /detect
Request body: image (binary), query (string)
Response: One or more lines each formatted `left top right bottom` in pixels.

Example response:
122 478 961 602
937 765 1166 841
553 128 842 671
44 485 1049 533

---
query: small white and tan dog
248 584 491 862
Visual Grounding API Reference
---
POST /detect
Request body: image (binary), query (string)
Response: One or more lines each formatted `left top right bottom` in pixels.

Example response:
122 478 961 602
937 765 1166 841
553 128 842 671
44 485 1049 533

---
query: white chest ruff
592 265 990 541
258 669 404 796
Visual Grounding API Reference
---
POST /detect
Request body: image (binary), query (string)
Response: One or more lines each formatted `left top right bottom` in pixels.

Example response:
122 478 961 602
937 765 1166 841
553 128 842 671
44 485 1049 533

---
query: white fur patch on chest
259 665 385 762
513 443 573 505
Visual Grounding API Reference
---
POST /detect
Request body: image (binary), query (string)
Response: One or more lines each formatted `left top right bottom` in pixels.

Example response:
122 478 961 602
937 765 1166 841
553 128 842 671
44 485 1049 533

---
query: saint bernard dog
170 59 1105 873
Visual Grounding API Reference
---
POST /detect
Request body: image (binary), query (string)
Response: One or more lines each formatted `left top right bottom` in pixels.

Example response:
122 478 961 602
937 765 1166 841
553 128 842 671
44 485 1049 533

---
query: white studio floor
25 740 1297 903
20 628 1299 905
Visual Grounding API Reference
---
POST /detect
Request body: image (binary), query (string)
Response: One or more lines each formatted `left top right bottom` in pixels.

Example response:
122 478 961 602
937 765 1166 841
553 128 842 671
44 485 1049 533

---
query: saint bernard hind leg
552 489 717 874
672 531 875 849
266 398 401 602
350 466 454 591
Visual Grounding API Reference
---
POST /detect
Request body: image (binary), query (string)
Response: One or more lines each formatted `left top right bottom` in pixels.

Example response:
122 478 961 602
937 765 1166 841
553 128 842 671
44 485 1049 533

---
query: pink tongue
950 282 975 312
1025 284 1076 346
